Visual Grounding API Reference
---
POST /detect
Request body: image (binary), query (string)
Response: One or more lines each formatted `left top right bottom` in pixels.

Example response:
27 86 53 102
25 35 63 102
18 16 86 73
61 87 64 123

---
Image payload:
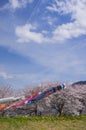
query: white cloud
0 71 28 80
0 72 14 79
15 24 47 43
47 0 86 42
52 21 86 42
0 71 26 80
15 0 86 44
0 71 59 87
9 0 20 9
0 0 34 10
43 16 57 26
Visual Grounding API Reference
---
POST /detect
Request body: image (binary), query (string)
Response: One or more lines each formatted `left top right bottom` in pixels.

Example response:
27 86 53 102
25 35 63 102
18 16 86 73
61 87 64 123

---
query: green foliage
0 116 86 130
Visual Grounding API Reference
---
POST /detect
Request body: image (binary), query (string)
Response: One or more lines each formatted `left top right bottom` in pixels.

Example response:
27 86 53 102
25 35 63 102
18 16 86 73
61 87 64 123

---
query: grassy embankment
0 116 86 130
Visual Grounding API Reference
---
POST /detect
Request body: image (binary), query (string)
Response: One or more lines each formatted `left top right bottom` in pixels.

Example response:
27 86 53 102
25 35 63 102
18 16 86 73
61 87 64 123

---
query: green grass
0 116 86 130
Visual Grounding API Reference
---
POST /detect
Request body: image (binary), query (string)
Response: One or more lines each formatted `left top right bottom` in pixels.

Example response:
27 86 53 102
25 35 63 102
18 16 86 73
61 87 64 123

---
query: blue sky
0 0 86 89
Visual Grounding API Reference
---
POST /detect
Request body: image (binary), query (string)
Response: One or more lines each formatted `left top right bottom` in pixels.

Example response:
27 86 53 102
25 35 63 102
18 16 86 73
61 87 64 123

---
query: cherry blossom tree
0 85 13 98
50 86 85 116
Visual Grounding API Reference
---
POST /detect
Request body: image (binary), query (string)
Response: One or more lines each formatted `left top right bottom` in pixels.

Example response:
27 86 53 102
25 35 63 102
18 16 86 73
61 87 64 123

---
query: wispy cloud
0 71 59 87
0 0 34 11
0 72 14 79
0 71 28 80
10 0 34 9
9 0 20 9
43 16 57 26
